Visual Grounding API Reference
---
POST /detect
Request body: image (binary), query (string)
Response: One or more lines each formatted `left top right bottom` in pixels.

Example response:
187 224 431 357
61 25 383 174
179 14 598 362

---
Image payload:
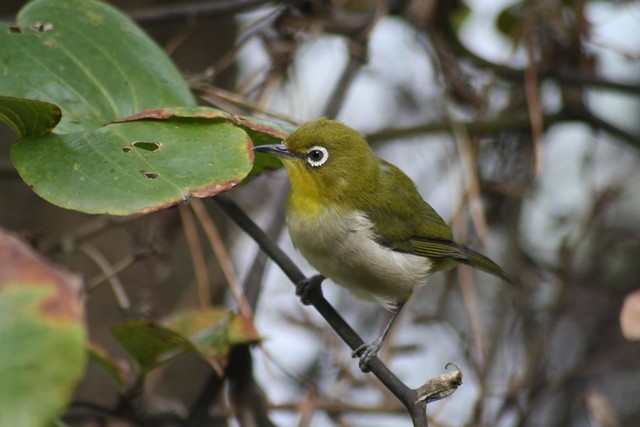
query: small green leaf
0 229 86 427
113 309 260 375
167 308 260 368
0 95 61 137
112 320 193 374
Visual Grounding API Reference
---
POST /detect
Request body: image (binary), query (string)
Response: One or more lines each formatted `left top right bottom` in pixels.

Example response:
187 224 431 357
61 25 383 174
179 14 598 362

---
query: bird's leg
295 274 325 305
352 302 405 372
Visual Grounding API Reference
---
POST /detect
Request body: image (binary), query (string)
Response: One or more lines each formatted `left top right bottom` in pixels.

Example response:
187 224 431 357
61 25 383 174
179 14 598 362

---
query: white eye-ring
305 146 329 167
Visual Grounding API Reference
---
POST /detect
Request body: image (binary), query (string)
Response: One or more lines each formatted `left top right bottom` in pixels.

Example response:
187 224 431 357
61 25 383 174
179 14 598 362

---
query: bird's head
253 119 377 202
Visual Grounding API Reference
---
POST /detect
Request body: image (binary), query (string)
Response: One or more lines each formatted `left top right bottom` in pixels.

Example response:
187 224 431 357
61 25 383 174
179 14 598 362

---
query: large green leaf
0 0 291 215
11 117 253 215
0 229 86 427
0 0 195 133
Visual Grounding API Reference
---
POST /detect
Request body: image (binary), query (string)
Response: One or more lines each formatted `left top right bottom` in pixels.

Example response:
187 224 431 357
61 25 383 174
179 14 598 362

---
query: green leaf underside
113 309 259 373
0 0 195 134
0 231 85 427
112 321 194 374
11 119 253 215
0 96 61 137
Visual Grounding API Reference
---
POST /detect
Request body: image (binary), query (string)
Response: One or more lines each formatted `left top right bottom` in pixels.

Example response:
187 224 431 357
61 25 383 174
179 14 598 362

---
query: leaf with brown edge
113 309 260 376
4 1 259 215
166 308 260 372
114 106 295 177
12 119 253 215
0 229 86 427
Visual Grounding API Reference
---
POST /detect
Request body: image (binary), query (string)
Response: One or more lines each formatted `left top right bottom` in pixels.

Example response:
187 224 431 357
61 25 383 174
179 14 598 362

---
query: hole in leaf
132 141 162 152
30 21 54 32
121 146 132 153
8 27 22 34
142 171 159 179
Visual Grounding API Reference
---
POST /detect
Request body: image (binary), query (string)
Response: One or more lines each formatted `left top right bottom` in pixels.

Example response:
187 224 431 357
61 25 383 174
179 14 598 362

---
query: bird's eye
305 146 329 168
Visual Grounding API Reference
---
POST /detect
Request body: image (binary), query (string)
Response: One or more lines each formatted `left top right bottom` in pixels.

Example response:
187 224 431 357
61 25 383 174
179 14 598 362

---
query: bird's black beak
252 143 296 159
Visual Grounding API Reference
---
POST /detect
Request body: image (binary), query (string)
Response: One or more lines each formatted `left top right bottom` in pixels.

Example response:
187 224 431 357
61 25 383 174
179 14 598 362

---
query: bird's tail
460 246 511 283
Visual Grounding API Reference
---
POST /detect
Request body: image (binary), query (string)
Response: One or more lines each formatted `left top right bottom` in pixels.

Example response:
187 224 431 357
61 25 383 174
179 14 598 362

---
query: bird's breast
286 205 432 307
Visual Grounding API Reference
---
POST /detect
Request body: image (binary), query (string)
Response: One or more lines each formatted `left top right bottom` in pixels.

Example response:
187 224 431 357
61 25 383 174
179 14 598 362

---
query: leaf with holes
1 0 281 215
114 106 294 176
0 229 86 427
11 118 253 215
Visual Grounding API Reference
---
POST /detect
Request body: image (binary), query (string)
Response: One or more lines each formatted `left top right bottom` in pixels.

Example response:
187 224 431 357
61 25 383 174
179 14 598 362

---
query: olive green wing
359 159 453 244
408 237 510 281
361 159 509 281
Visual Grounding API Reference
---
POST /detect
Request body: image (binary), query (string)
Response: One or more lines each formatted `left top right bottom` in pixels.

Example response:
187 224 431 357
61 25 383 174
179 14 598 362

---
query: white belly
286 208 432 307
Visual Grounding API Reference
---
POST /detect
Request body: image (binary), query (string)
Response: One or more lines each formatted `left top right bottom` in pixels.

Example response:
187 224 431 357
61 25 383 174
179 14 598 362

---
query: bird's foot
295 274 325 305
352 339 382 373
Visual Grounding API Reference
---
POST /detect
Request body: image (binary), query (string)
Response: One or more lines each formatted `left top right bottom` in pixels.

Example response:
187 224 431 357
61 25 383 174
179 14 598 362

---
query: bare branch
213 195 467 426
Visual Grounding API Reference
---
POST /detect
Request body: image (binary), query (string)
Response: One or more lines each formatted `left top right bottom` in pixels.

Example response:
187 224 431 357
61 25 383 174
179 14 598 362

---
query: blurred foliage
0 230 85 427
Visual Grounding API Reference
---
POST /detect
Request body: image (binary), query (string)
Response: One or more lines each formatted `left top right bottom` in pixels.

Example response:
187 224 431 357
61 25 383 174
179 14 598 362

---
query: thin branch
447 104 489 246
182 373 225 427
191 199 252 318
40 215 141 254
569 108 640 150
523 23 544 175
213 195 461 427
365 113 567 144
87 248 155 291
79 243 130 310
428 2 640 96
194 84 299 124
128 0 275 26
457 266 486 369
241 186 288 312
322 42 367 119
321 1 387 119
179 204 211 308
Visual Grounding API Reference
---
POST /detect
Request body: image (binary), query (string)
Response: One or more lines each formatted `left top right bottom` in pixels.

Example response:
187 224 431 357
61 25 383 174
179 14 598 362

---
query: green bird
253 118 508 371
